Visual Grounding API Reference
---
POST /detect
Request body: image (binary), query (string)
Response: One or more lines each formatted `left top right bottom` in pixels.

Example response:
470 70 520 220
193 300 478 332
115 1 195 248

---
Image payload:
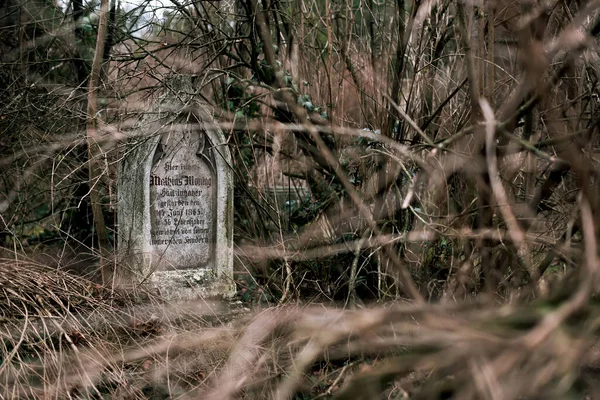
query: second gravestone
118 76 234 299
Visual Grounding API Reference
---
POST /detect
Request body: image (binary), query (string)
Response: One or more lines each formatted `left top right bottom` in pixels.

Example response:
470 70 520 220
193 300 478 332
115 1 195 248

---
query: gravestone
118 75 234 299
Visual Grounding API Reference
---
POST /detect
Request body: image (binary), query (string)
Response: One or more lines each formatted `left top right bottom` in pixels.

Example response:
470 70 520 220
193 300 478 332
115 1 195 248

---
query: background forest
2 0 600 398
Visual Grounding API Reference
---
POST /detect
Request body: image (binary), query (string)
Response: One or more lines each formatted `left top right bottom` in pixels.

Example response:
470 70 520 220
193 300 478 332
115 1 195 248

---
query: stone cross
118 75 234 299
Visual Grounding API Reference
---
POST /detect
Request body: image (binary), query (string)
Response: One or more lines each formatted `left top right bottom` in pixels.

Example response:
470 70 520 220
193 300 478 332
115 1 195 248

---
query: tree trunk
86 0 112 285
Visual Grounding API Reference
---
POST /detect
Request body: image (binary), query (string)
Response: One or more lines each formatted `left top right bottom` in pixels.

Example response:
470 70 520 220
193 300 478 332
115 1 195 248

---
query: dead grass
0 255 599 399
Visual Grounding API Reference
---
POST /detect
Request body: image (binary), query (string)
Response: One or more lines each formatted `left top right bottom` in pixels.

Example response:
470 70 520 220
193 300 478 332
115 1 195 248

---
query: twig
481 99 531 271
384 94 435 146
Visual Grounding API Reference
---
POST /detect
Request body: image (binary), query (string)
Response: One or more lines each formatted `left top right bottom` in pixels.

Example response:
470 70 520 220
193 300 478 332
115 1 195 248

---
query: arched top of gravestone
151 74 221 135
159 74 196 106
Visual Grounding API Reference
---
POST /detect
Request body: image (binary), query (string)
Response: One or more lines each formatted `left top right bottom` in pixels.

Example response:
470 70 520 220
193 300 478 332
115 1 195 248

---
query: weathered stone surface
150 128 216 270
118 76 234 299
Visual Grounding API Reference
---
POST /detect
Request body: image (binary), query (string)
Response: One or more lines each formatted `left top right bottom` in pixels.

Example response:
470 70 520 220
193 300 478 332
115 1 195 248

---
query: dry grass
0 258 599 399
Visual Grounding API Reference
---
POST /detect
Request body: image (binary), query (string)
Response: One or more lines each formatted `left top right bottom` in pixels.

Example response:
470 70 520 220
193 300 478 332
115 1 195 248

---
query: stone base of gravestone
118 75 235 299
153 269 235 300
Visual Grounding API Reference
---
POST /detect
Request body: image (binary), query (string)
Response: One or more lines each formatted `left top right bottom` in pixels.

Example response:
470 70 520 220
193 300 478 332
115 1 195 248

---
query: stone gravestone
118 76 234 299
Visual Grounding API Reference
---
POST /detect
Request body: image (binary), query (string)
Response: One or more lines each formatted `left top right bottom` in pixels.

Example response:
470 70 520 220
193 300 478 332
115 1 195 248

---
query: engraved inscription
149 128 216 270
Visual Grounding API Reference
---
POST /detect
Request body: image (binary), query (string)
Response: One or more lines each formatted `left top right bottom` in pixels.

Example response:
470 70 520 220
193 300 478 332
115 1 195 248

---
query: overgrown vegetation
2 0 600 398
